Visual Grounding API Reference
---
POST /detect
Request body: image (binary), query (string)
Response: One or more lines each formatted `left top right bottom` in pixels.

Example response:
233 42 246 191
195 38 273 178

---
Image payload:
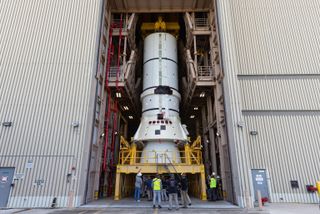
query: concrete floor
0 208 258 214
81 197 238 209
1 198 319 214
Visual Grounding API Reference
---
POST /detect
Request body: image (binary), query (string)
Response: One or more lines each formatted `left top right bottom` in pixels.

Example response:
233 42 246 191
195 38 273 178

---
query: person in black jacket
167 174 179 210
161 175 169 201
180 173 191 208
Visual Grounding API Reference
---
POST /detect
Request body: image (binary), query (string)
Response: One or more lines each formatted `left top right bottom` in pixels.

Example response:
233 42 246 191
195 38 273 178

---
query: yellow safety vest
153 178 161 191
210 178 217 188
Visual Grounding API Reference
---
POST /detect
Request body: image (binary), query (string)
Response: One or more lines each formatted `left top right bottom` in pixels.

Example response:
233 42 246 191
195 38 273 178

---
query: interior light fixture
123 106 129 110
194 107 198 110
116 92 122 98
200 92 205 97
128 116 133 119
190 115 195 119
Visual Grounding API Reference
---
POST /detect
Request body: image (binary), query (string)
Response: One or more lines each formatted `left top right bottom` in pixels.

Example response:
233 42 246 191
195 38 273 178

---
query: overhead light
194 107 198 110
200 92 205 97
190 115 195 119
116 92 122 98
123 106 129 110
129 116 133 119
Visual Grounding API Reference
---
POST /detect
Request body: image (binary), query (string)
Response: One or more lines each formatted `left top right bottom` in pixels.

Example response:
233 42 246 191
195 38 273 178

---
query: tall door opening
87 3 235 204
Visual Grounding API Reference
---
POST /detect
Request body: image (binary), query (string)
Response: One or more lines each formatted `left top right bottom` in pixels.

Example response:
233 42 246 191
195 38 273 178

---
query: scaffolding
114 136 207 201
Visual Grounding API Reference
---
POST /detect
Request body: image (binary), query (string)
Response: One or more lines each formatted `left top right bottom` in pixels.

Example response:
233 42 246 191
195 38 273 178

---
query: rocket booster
133 32 188 163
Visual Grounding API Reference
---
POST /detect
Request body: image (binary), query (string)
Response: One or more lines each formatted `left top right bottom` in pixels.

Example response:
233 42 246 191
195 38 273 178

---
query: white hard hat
212 172 215 176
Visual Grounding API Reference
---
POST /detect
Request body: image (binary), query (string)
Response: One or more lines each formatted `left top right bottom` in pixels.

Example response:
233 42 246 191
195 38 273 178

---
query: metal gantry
114 136 207 201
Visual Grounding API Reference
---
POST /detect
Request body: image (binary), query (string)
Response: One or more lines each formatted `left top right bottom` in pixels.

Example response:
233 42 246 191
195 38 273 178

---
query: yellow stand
114 136 207 201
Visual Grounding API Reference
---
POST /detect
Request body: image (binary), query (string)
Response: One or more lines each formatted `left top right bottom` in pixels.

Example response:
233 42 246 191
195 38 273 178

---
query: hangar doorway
86 4 234 206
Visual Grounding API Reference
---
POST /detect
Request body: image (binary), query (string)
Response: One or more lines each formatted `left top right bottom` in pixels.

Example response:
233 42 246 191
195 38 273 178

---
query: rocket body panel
140 90 180 116
133 117 187 141
143 62 178 90
141 141 181 163
133 32 188 163
143 33 177 63
143 33 178 90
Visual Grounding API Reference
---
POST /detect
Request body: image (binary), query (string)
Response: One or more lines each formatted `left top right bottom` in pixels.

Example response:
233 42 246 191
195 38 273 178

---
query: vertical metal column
207 96 217 174
209 7 234 201
114 171 121 200
201 106 211 177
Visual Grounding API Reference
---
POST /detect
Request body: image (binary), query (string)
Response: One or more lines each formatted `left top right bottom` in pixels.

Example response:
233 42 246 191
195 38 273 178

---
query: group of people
134 172 191 210
134 171 220 209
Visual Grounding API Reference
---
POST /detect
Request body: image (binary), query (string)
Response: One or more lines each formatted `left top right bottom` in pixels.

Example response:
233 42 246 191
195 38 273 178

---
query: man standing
152 174 162 208
161 176 168 201
167 174 179 210
180 173 190 208
134 171 143 202
209 172 217 201
146 176 153 201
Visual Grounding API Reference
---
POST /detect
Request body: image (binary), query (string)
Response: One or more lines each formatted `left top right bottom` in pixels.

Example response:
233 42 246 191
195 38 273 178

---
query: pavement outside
0 198 319 214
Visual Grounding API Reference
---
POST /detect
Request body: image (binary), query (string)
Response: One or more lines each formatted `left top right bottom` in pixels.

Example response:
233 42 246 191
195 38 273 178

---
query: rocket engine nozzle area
133 32 188 163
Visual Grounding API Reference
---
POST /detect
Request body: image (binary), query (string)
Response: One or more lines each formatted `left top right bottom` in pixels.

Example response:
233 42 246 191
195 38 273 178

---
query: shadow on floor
82 197 239 209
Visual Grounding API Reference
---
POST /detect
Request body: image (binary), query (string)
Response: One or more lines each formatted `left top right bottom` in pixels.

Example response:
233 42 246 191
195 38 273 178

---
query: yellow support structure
317 181 320 195
130 143 137 165
115 136 207 201
200 165 207 200
114 171 121 200
185 143 191 165
141 16 180 37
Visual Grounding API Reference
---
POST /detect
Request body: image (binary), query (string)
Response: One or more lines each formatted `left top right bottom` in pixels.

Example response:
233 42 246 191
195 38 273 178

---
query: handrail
119 150 202 165
118 136 203 165
109 66 124 81
197 66 214 81
194 17 209 29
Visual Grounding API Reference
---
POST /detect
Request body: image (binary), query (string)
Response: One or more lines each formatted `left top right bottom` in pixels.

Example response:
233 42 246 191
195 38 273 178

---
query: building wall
217 0 320 206
0 0 103 207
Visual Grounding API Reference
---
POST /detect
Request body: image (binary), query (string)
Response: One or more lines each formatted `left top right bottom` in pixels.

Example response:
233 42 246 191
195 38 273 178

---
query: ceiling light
194 107 198 110
116 92 122 98
190 115 195 119
129 116 133 119
200 92 205 97
123 106 129 110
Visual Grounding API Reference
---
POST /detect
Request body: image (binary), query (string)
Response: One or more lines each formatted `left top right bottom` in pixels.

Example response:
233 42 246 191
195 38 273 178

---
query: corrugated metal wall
217 0 320 206
0 0 103 207
239 77 320 110
244 114 320 203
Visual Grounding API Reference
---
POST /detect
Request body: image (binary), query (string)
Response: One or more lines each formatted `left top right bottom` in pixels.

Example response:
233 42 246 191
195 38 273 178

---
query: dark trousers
209 188 217 201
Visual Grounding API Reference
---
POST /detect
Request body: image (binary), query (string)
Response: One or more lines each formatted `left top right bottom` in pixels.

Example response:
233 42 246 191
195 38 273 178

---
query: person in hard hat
179 173 191 208
208 172 217 201
134 171 143 202
152 174 162 209
167 174 179 210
